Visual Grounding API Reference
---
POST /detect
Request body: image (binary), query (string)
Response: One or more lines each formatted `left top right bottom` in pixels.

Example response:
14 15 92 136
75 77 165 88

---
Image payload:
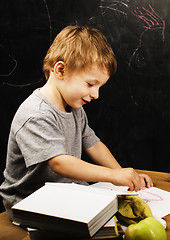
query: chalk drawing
131 4 165 45
100 0 129 17
99 1 166 106
0 0 52 87
128 4 165 105
128 4 165 72
43 0 53 45
0 46 17 78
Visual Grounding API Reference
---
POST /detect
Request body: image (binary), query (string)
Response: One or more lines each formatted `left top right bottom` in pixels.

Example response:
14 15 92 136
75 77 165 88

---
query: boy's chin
66 104 82 110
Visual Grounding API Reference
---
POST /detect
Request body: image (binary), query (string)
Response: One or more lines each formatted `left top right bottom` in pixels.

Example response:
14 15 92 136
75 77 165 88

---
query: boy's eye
87 83 93 87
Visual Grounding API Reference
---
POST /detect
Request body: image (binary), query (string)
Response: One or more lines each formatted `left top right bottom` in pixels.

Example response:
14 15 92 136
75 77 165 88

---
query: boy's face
61 65 109 109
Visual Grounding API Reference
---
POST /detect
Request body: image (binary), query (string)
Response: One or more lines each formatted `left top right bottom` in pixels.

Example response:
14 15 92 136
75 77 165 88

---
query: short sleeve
15 114 67 167
81 108 100 149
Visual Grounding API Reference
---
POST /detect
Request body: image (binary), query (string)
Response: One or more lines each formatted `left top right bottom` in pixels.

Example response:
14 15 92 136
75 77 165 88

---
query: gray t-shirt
0 89 100 208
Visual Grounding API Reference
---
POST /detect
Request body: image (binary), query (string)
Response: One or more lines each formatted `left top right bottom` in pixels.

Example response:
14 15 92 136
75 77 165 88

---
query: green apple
125 217 167 240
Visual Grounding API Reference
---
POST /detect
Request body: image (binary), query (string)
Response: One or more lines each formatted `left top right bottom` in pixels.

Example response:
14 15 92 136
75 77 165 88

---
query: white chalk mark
0 54 17 77
100 0 130 17
100 5 127 16
43 0 52 44
128 47 139 70
1 0 52 87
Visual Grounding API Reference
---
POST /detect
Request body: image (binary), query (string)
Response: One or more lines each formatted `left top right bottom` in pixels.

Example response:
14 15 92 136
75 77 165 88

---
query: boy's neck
40 80 68 113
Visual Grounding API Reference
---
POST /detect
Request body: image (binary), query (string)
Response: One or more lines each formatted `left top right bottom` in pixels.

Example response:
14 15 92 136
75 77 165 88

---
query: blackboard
0 0 170 194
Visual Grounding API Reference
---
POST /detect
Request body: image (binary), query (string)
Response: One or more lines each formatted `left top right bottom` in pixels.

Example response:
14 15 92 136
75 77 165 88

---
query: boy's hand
111 168 152 192
139 174 153 189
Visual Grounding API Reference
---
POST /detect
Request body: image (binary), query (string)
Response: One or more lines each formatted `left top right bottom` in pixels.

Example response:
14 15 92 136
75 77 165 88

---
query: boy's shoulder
15 89 47 117
11 89 55 130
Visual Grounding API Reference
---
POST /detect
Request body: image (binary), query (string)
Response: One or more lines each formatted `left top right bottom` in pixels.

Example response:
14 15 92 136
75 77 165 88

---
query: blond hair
43 25 117 79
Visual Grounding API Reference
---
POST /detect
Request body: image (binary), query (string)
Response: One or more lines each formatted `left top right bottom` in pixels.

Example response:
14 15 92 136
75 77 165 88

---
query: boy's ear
53 61 65 79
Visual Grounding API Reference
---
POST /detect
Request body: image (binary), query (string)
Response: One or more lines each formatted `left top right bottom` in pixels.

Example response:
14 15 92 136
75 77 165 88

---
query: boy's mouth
82 99 90 104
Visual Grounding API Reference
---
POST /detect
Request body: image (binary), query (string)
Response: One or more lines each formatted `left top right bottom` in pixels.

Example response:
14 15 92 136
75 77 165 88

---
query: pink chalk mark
131 4 165 44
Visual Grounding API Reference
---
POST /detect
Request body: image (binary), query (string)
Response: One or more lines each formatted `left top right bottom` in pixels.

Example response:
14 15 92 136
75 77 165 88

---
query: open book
12 183 119 238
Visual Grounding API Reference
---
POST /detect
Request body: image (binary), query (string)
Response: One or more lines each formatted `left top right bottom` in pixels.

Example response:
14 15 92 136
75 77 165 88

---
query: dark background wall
0 0 170 211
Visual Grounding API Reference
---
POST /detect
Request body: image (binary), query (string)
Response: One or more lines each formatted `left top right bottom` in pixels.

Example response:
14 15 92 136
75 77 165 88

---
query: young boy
0 25 153 220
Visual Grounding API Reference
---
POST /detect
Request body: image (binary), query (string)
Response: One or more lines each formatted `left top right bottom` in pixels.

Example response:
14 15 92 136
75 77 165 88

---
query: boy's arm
85 141 153 189
49 154 115 184
48 152 149 191
85 141 121 169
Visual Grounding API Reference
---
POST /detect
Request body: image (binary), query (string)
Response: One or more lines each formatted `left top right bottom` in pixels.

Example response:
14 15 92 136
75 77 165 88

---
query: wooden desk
136 169 170 240
0 211 29 240
0 170 169 240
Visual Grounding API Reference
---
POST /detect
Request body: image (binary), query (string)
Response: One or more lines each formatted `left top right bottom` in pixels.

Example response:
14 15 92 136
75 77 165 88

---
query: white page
91 182 170 218
138 187 170 218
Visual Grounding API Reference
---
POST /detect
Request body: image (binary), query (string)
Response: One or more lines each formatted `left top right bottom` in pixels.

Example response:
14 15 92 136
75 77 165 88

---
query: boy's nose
90 88 99 100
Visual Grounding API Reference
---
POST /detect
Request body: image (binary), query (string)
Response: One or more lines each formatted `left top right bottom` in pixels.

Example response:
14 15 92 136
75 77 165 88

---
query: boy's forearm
48 154 113 183
85 141 122 169
48 153 153 191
